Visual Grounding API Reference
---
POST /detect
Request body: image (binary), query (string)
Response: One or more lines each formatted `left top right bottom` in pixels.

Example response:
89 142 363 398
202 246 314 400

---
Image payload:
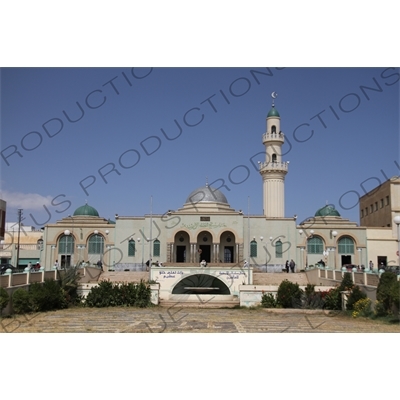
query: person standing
289 259 295 273
369 260 373 271
97 260 103 271
54 259 59 270
285 260 289 273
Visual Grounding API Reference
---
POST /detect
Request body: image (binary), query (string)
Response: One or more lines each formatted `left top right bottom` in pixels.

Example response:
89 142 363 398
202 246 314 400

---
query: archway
175 231 190 263
197 231 213 263
172 274 231 295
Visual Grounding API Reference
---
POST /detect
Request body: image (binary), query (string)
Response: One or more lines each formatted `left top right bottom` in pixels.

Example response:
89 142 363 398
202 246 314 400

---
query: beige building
360 176 400 227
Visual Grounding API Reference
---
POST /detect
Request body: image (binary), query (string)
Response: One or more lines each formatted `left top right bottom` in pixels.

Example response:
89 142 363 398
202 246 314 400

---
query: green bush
30 280 67 312
376 272 399 316
323 287 342 310
346 285 367 310
261 293 277 308
276 280 303 308
0 287 10 315
339 272 354 292
352 298 372 318
12 288 33 314
85 280 151 308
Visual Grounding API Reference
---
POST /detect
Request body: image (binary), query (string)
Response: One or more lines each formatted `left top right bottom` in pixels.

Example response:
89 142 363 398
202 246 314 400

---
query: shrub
30 280 67 312
0 287 9 315
261 293 277 308
323 287 342 310
85 279 151 308
276 280 303 308
352 298 372 318
376 272 399 316
346 285 367 310
339 272 354 292
12 288 33 314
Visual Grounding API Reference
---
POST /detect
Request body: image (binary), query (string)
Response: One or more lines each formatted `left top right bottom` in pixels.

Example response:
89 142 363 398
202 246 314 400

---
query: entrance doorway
377 256 387 268
224 246 234 263
199 245 211 263
176 246 186 262
61 255 71 268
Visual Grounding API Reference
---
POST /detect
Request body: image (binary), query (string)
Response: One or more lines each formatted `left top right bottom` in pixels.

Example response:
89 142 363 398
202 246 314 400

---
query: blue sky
1 67 399 226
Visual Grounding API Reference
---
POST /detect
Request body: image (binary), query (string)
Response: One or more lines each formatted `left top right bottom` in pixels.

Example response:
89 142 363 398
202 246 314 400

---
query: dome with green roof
73 203 99 217
267 105 280 118
315 205 341 217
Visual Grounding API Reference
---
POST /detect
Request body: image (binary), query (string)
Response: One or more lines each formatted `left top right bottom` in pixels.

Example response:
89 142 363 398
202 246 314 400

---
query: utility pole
16 209 23 269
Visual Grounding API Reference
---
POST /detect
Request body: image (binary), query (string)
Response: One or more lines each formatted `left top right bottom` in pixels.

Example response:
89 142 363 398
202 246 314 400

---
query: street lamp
64 229 70 268
393 216 400 265
331 230 337 269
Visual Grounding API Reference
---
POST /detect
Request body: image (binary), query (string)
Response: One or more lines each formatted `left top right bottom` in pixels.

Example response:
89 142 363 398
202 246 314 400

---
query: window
250 240 257 257
370 205 373 213
380 199 384 208
365 207 368 216
272 154 277 162
338 236 354 254
307 237 323 254
361 209 364 218
59 235 74 254
88 234 104 254
271 125 276 134
275 239 283 258
128 239 135 256
153 239 160 257
374 202 378 211
386 196 390 206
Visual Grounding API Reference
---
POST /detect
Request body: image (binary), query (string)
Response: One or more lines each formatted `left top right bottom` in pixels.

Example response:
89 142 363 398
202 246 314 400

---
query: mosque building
3 99 399 279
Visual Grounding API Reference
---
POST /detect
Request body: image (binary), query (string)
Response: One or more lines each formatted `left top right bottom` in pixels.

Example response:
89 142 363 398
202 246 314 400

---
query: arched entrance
220 231 236 263
172 274 231 295
197 231 213 263
174 231 190 263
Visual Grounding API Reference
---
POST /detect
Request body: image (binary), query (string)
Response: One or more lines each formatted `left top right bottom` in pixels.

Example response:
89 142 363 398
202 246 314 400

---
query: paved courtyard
1 306 400 333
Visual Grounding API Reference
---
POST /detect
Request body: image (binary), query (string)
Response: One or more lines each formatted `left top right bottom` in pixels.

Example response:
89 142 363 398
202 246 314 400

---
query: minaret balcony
259 161 289 173
262 132 285 144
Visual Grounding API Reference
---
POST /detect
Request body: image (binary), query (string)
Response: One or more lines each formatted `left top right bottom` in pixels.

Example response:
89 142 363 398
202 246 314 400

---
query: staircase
253 272 309 286
98 271 149 283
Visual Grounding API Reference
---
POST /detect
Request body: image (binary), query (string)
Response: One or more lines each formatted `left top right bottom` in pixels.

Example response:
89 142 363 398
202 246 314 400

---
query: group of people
28 261 41 271
285 259 296 273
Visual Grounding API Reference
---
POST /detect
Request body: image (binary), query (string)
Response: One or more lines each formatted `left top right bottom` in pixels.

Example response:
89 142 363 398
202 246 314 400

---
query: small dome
185 185 228 204
315 205 341 217
73 203 99 217
267 106 280 118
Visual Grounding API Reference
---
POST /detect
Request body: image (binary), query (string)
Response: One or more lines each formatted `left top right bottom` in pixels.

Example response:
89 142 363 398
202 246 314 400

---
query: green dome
315 205 341 217
267 106 280 118
73 204 99 217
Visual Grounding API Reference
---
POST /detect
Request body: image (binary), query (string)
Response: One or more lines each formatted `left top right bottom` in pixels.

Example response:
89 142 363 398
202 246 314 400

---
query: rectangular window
128 241 135 257
365 207 368 216
380 199 384 208
200 216 210 221
370 205 373 213
375 202 378 211
386 196 390 206
361 209 364 218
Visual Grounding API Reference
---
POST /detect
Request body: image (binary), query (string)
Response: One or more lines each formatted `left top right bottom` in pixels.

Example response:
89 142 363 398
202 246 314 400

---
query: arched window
275 239 283 258
37 239 44 250
88 234 104 254
153 239 160 257
307 236 323 254
338 236 354 254
59 235 74 254
272 154 277 163
128 239 135 256
272 125 276 134
250 240 257 257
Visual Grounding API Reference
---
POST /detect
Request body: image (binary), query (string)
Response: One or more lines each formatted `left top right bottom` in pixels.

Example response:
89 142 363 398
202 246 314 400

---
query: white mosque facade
3 101 399 278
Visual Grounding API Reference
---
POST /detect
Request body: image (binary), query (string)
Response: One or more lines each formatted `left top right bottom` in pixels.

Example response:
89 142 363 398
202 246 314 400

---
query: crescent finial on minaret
271 91 278 106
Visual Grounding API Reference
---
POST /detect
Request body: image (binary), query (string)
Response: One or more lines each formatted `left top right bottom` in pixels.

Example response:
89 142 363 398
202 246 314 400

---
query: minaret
259 93 288 218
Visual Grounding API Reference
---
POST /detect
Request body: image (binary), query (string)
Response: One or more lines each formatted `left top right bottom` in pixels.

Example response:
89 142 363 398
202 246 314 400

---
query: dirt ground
1 306 400 333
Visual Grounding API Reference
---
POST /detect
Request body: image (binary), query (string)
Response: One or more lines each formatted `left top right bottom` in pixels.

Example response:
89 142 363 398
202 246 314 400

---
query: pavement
1 306 399 333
